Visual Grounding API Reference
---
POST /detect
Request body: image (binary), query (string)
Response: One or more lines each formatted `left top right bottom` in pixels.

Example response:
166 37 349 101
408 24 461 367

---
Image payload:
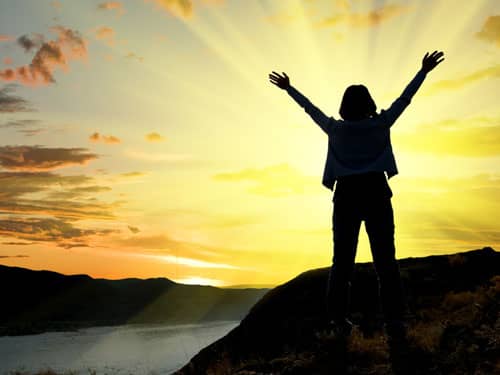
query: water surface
0 321 239 375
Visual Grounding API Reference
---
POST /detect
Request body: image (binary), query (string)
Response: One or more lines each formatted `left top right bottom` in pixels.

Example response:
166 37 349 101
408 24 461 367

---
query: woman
268 51 445 339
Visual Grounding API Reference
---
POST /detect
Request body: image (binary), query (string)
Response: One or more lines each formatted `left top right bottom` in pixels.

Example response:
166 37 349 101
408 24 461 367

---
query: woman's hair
339 84 377 121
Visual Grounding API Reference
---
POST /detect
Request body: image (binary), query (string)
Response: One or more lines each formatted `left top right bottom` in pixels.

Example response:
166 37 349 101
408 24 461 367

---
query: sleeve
285 85 334 135
380 69 427 127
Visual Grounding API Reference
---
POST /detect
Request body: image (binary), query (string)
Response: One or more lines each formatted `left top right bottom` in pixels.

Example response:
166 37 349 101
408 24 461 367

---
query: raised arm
268 71 333 134
381 51 445 127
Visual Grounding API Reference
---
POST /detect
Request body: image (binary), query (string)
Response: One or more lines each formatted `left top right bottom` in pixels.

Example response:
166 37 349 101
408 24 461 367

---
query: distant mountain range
175 247 500 375
0 265 269 336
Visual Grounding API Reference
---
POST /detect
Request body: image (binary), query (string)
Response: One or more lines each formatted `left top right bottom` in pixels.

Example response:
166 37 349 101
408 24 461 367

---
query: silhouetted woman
269 51 445 339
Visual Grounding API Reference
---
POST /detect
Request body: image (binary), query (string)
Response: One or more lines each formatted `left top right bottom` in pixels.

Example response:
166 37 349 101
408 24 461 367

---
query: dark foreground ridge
175 247 500 375
0 266 268 336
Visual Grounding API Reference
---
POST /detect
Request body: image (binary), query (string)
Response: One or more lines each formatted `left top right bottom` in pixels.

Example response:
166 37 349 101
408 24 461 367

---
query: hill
0 265 268 336
175 247 500 375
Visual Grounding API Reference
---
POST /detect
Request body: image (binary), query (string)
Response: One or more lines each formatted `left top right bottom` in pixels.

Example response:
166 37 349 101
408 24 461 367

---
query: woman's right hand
269 71 290 89
421 51 445 73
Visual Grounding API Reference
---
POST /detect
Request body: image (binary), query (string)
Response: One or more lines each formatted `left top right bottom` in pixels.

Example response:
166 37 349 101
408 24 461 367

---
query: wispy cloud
0 171 116 220
97 2 125 16
0 119 46 137
50 1 62 9
393 116 500 157
213 163 318 196
0 35 13 42
145 132 165 142
0 254 30 258
425 64 500 94
0 217 115 249
120 171 146 178
128 225 140 233
94 26 115 46
0 85 34 112
125 52 144 63
476 15 500 47
0 170 120 247
89 132 121 144
0 26 88 87
144 0 224 20
0 146 97 171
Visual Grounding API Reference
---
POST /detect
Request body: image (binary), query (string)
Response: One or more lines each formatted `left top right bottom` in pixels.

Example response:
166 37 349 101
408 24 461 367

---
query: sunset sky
0 0 499 287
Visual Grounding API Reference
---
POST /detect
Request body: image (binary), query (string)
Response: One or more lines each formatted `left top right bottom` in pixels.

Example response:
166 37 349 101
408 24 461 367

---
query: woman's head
339 84 377 121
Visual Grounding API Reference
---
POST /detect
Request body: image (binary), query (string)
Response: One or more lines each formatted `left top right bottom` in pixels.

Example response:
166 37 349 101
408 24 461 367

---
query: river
0 321 239 375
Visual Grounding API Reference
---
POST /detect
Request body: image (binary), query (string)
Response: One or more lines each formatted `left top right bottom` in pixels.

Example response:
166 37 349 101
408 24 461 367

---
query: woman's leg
326 197 362 323
364 198 406 323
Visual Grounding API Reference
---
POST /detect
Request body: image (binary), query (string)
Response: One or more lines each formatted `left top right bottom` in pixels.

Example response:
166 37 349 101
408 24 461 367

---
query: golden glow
0 0 499 287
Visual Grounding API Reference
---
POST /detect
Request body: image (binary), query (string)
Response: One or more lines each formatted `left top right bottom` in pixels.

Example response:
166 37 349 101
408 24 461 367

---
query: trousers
325 172 405 323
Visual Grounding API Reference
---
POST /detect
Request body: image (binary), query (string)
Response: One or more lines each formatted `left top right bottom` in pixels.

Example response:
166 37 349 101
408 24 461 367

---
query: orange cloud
50 1 62 9
0 35 13 42
145 132 165 142
94 26 115 46
3 57 12 65
145 0 194 19
89 132 121 144
98 1 125 15
0 146 97 171
144 0 223 20
0 26 88 87
476 15 500 47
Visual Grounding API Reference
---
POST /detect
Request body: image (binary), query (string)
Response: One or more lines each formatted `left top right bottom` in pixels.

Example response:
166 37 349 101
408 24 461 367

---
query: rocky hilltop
175 247 500 375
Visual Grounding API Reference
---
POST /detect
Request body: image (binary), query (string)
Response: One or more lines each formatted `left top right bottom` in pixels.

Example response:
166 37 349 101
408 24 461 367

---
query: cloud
128 225 140 233
1 242 34 246
50 1 62 9
3 57 13 65
425 64 500 94
125 52 144 62
0 85 33 112
120 171 146 177
213 163 318 196
0 171 117 220
0 119 47 137
89 132 121 144
97 2 124 15
144 0 194 19
0 145 97 171
17 34 44 52
0 217 114 249
94 26 115 46
476 15 500 47
0 26 88 87
392 174 500 252
0 170 120 247
145 132 165 142
0 35 14 42
144 0 223 20
0 254 29 258
315 3 410 28
393 116 500 157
